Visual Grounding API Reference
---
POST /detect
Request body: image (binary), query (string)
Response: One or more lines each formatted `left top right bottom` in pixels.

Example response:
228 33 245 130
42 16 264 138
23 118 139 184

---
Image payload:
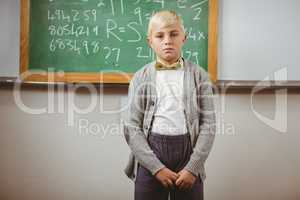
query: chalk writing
30 0 209 71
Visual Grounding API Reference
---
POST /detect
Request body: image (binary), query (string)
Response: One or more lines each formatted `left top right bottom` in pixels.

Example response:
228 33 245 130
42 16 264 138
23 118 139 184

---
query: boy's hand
175 169 197 190
155 167 179 189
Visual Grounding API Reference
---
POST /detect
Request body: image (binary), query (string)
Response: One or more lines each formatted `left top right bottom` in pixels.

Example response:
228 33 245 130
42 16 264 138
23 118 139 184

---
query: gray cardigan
123 59 216 182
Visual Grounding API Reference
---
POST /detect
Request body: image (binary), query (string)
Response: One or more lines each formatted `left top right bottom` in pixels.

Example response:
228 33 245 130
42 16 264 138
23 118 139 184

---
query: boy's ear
183 34 187 43
147 37 152 48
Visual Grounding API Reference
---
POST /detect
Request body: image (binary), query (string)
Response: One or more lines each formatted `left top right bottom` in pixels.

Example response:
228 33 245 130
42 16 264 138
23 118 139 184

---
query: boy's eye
171 33 179 37
155 35 163 38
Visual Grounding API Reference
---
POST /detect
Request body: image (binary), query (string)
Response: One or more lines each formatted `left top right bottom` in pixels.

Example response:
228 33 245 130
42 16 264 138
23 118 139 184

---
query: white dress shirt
151 58 187 135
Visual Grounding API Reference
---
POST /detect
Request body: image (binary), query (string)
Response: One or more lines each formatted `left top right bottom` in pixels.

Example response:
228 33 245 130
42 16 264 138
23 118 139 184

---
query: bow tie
155 61 182 70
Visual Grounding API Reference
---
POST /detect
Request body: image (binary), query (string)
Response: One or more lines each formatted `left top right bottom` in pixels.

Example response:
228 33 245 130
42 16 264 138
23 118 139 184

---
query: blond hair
147 10 185 37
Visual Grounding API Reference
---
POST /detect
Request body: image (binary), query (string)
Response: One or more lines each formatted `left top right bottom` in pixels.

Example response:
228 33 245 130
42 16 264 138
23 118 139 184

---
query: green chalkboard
21 0 218 83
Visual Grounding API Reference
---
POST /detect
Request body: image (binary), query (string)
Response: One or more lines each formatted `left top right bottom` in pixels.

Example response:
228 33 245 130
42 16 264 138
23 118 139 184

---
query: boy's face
148 22 187 64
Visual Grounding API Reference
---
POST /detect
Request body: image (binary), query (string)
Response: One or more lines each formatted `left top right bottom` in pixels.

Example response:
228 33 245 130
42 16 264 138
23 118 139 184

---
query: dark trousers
134 132 203 200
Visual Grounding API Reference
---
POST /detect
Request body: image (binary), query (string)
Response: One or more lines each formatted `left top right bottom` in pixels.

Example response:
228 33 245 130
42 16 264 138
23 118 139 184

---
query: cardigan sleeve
184 70 216 176
123 73 165 176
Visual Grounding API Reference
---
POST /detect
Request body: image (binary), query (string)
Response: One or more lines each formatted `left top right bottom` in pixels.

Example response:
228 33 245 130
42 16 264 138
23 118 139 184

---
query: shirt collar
156 57 184 69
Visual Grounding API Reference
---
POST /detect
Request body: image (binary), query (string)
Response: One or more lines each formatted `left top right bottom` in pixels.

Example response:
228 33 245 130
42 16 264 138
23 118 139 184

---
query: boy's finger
169 180 175 189
171 173 179 181
166 179 174 189
162 182 168 188
178 181 186 190
175 178 182 186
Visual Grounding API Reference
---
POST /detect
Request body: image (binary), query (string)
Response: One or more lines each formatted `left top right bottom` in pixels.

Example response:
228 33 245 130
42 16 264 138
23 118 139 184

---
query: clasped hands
155 167 197 190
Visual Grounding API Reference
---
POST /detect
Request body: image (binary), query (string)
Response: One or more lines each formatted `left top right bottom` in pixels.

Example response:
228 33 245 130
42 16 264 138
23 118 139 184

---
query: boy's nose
163 36 172 44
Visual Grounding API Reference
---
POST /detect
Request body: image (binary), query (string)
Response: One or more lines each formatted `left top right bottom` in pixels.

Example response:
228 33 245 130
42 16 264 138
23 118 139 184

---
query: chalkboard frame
20 0 218 83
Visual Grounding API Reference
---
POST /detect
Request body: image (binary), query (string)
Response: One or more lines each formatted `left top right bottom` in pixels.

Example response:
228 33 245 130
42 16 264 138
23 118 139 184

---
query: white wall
0 87 134 200
1 0 300 80
0 0 300 200
0 0 19 77
218 0 300 80
1 87 300 200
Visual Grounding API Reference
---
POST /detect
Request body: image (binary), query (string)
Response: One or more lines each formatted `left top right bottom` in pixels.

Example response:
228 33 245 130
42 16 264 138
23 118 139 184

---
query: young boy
123 10 216 200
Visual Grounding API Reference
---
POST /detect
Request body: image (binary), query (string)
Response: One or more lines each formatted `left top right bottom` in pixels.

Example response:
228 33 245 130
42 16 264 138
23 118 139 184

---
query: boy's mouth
163 48 174 51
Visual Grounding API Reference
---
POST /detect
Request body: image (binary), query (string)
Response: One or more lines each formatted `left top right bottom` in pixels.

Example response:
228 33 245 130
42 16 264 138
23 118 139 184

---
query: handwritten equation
31 0 209 69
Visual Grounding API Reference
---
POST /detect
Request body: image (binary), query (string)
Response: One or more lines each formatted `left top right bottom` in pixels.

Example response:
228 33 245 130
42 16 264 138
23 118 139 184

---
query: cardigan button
150 100 155 106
